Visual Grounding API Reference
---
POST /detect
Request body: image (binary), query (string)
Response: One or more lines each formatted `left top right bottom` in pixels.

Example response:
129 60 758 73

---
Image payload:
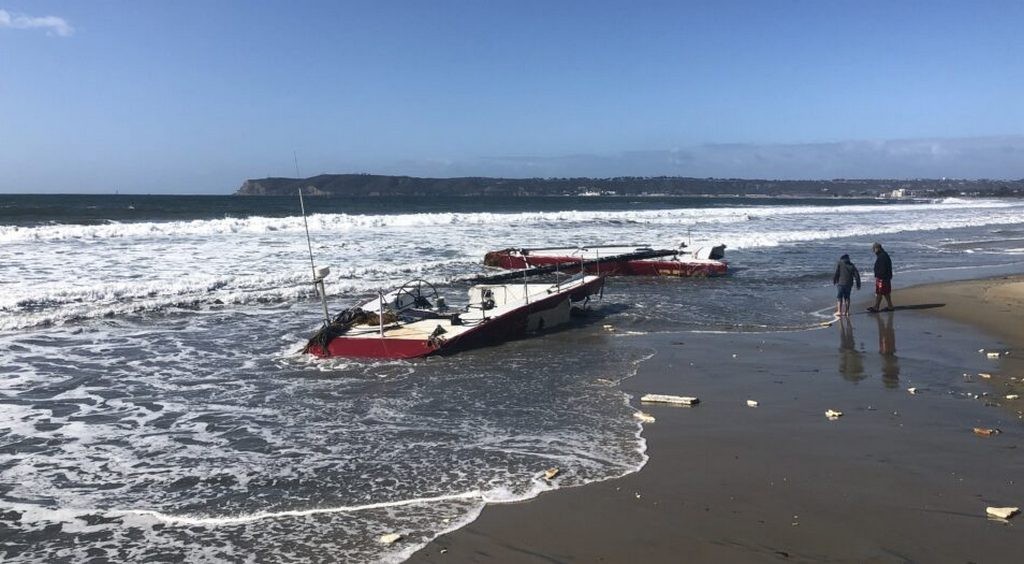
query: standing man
832 253 861 316
868 242 894 312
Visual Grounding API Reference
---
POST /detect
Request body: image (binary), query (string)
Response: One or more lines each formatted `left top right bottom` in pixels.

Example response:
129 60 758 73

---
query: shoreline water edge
409 275 1024 563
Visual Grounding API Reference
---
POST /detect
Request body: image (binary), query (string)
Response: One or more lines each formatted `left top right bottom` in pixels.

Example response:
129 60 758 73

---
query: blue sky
1 1 1022 193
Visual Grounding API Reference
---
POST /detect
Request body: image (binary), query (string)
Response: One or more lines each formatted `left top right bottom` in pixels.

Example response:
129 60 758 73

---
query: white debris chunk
1006 394 1020 400
379 533 403 545
641 394 699 405
543 467 560 480
907 387 920 394
986 506 1020 520
825 409 843 420
634 411 656 423
979 372 992 379
987 352 1001 359
746 400 759 407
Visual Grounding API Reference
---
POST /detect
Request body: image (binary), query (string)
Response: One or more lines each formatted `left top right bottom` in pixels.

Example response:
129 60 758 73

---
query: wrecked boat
294 190 604 360
303 274 604 359
483 244 728 277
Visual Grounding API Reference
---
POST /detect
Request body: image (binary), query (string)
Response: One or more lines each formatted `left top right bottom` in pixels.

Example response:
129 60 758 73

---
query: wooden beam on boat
466 248 679 283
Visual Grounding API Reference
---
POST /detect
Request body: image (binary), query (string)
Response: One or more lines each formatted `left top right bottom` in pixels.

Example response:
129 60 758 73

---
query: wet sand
408 277 1024 563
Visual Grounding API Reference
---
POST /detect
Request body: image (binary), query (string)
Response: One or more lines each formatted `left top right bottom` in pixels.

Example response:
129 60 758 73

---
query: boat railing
520 243 652 252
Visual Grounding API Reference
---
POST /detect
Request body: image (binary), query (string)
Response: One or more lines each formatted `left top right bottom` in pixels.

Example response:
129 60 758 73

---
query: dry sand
896 275 1024 347
408 276 1024 563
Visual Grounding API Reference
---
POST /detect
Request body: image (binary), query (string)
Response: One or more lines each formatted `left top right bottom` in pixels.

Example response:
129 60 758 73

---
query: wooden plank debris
641 394 699 405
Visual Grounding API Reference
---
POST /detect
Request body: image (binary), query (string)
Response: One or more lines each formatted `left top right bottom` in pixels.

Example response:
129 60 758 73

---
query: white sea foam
111 491 484 526
0 317 650 563
2 198 1023 331
0 198 1015 244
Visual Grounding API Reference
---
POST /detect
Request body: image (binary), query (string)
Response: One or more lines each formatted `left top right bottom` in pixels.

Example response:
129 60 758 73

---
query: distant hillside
234 174 1024 198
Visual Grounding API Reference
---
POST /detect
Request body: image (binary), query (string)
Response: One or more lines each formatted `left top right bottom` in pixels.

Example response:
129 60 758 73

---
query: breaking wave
3 198 1024 331
0 198 1016 244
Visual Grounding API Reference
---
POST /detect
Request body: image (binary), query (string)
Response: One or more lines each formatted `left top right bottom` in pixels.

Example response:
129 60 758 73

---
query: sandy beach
409 276 1024 563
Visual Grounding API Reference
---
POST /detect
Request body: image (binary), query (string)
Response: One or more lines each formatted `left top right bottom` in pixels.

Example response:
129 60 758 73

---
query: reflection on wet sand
876 311 900 387
838 317 865 381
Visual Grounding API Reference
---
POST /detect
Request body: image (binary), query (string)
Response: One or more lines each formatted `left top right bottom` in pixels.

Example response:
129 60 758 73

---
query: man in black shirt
868 242 894 312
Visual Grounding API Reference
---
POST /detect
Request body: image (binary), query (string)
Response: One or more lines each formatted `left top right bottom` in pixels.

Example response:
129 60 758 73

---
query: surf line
111 491 483 526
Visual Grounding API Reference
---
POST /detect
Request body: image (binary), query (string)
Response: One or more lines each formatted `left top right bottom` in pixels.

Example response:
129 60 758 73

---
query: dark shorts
875 278 892 296
837 285 853 301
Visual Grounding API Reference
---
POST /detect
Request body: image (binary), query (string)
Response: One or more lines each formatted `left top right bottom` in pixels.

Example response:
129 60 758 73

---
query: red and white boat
483 244 728 277
304 274 604 359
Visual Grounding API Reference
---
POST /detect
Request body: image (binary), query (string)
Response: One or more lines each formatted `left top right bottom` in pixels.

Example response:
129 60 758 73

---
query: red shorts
875 278 892 295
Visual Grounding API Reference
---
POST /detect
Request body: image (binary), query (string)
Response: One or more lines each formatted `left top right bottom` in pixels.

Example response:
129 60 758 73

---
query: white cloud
0 8 74 37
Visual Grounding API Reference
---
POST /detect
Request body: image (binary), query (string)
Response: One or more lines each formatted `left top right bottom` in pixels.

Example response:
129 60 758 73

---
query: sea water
2 194 1024 562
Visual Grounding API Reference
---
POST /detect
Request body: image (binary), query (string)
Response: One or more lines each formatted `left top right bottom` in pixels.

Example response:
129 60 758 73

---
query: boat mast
299 189 331 326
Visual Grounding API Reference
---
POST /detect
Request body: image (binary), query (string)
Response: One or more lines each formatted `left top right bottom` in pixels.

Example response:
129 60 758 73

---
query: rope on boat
301 307 398 354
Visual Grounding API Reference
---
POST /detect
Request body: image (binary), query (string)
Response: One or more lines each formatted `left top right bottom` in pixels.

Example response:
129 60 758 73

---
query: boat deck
334 278 593 341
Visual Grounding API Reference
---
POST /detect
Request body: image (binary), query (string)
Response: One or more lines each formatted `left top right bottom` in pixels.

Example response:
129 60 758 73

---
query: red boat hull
308 276 604 359
483 252 727 277
306 338 438 359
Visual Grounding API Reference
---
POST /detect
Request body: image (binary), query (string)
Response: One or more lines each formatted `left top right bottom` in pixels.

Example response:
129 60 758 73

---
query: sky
1 1 1022 193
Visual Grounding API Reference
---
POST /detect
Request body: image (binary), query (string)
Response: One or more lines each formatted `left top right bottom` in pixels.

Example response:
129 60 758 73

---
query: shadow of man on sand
838 317 866 382
884 303 945 312
876 311 900 387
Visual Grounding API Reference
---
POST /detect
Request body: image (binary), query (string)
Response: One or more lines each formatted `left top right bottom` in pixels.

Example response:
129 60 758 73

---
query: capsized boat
483 244 728 277
303 274 604 359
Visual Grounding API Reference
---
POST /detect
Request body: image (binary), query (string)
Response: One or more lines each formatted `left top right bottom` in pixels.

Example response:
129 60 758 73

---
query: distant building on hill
888 187 934 199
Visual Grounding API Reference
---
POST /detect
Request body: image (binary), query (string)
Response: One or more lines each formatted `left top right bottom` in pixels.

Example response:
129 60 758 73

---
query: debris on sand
973 427 1001 437
379 533 403 545
987 352 1001 359
746 399 759 407
1006 394 1020 400
986 506 1019 520
907 387 920 394
641 394 699 405
978 372 992 379
634 411 656 423
543 467 560 481
825 409 843 420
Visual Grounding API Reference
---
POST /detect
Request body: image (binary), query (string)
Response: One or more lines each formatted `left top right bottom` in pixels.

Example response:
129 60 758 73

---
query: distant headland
234 174 1024 198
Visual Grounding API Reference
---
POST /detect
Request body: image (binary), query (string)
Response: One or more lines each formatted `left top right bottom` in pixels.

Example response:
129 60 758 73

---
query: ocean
2 194 1024 562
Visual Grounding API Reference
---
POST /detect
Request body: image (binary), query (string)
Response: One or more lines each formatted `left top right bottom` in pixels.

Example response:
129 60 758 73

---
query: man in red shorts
868 242 894 312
